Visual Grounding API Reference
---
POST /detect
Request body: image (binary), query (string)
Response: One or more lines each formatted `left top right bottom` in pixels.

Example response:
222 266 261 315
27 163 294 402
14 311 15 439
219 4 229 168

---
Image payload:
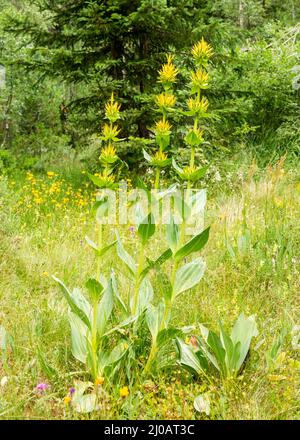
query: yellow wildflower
101 123 121 142
155 93 176 109
154 151 168 162
64 396 71 405
105 93 121 123
154 119 172 135
191 69 209 92
95 376 105 386
158 58 178 85
187 96 209 115
100 144 116 158
191 37 213 65
119 386 129 398
47 171 55 178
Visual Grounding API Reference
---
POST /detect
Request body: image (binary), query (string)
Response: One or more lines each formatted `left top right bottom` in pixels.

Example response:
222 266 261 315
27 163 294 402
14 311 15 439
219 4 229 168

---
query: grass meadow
0 157 299 420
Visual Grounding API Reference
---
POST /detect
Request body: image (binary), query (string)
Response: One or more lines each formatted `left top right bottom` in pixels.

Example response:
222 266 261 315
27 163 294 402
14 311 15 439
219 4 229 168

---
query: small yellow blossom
154 151 168 162
191 69 209 92
158 57 178 85
191 37 213 65
64 396 71 405
119 386 129 398
187 96 209 115
154 119 172 135
155 93 176 109
95 376 105 386
105 93 121 123
101 123 121 141
47 171 55 178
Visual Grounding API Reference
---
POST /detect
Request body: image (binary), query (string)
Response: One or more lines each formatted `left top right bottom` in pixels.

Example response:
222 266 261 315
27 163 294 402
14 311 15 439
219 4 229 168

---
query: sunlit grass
0 161 299 420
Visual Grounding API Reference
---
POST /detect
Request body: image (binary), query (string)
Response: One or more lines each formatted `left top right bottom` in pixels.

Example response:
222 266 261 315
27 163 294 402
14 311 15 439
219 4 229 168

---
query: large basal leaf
173 258 206 298
85 278 104 304
116 231 137 276
68 311 89 364
98 341 128 372
176 338 204 375
135 277 154 315
97 278 114 338
166 215 180 253
53 276 91 330
219 321 235 374
146 302 165 341
207 331 226 375
174 227 210 261
231 313 258 371
138 213 155 245
110 270 128 314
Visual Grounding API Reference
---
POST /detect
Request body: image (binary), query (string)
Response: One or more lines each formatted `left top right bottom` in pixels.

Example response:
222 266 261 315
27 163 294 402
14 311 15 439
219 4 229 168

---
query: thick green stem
96 223 103 280
91 300 98 382
143 339 157 375
132 243 145 315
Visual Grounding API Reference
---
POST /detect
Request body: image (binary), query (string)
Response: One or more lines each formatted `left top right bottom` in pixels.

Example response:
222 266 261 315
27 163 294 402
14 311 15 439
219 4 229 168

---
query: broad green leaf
173 258 206 298
98 341 128 371
166 216 180 253
111 270 127 314
68 312 89 364
219 321 235 374
53 276 91 330
176 338 204 375
97 278 114 337
207 331 226 375
231 313 258 371
138 213 155 245
116 231 137 276
174 227 210 261
146 302 165 341
136 278 154 314
140 248 173 280
85 278 104 304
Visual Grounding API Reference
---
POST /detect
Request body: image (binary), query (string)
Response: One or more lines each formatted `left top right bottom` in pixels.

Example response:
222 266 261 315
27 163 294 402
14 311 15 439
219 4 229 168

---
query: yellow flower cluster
16 171 92 213
187 96 209 115
191 69 209 92
105 93 121 123
154 119 172 135
155 93 176 110
191 37 213 66
158 54 178 87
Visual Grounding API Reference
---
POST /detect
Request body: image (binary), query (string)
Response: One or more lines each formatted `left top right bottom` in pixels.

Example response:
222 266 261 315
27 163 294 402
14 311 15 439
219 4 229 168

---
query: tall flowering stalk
97 93 122 189
143 54 178 189
87 94 123 277
173 38 213 188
